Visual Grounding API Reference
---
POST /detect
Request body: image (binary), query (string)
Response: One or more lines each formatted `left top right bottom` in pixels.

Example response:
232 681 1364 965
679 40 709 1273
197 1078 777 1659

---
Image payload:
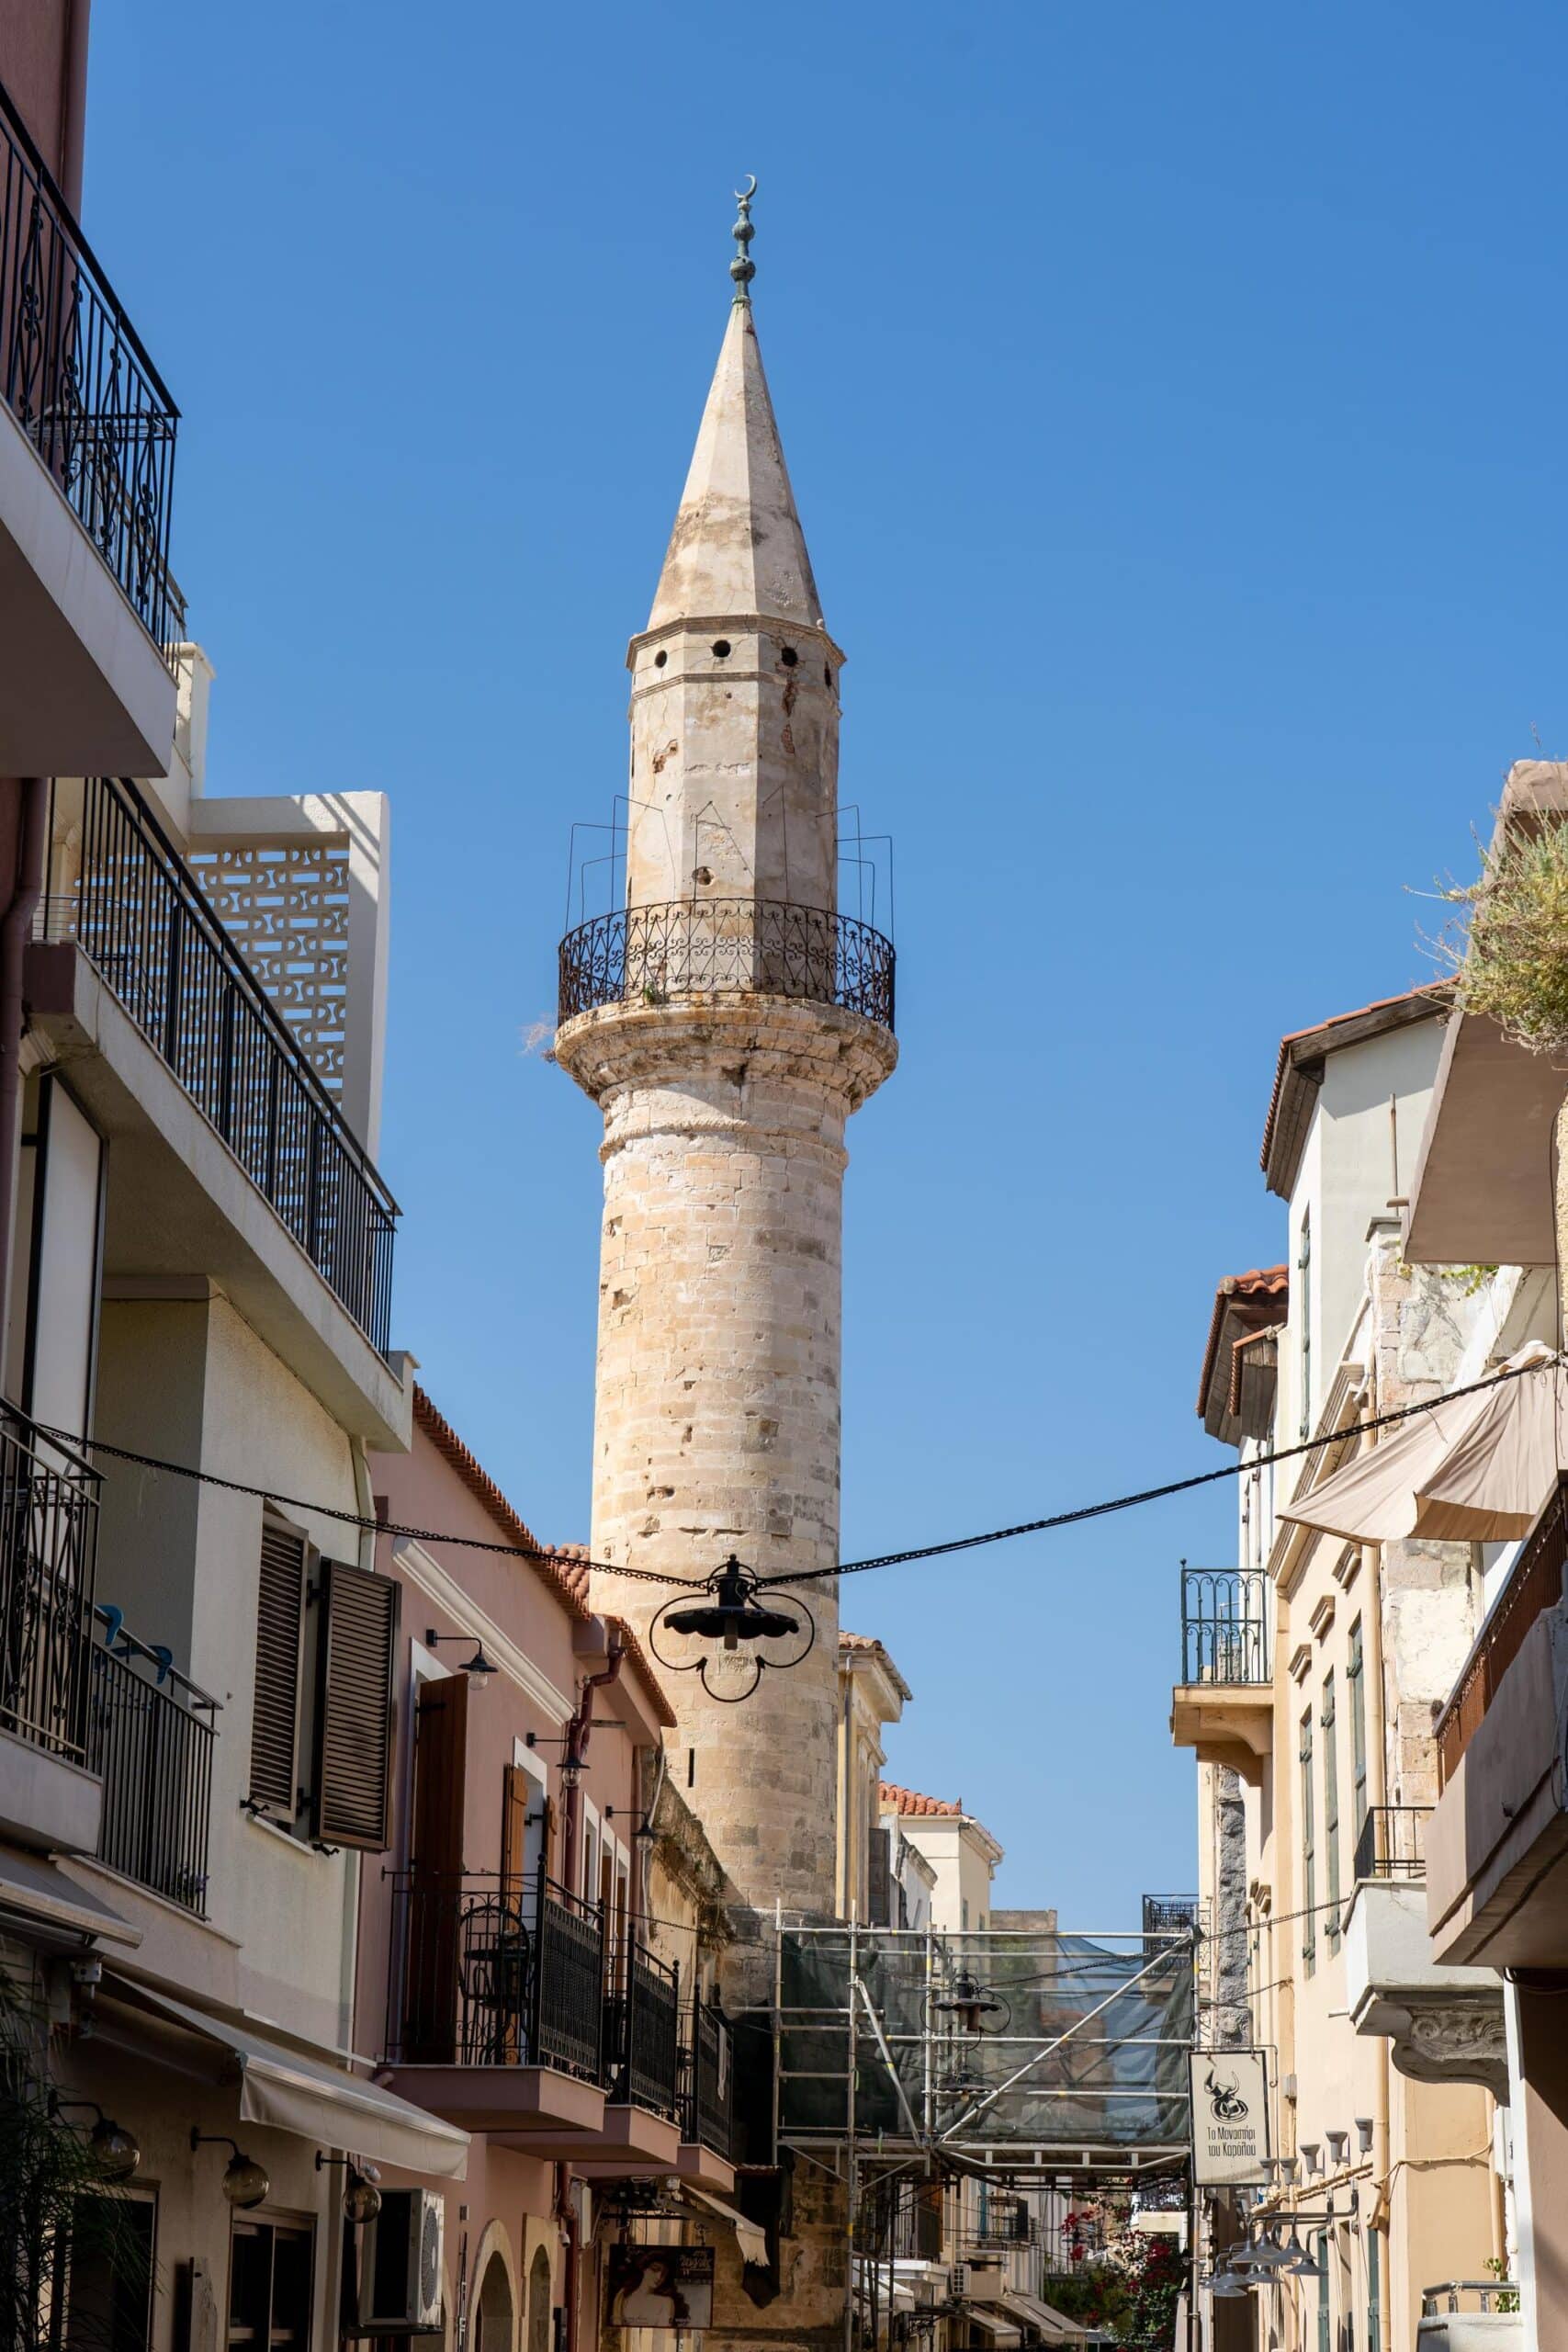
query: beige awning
966 2309 1022 2346
1001 2289 1091 2342
683 2184 769 2267
0 1849 140 1947
106 1978 469 2178
1278 1347 1564 1544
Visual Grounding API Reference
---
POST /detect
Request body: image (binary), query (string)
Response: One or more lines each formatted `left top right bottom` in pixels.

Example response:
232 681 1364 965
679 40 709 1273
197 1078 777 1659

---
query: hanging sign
606 2245 716 2333
1188 2050 1271 2185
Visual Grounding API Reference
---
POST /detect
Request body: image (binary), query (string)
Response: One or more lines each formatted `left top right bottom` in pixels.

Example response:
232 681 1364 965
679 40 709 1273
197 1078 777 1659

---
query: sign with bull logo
1188 2050 1271 2184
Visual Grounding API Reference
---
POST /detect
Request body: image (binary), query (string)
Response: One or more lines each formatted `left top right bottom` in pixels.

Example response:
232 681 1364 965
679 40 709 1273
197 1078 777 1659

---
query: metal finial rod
730 175 757 304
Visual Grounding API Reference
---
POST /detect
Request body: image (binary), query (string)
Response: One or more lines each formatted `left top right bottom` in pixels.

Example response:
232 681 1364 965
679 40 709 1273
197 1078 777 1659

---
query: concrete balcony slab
1343 1879 1506 2097
382 2064 605 2143
1169 1685 1272 1784
0 399 175 775
26 940 409 1449
0 1725 103 1855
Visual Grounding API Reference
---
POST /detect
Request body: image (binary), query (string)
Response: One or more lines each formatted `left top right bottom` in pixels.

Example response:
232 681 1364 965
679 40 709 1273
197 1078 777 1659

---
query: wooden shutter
403 1674 469 2064
310 1558 400 1849
867 1824 892 1928
542 1792 559 1885
249 1519 306 1815
501 1765 529 1900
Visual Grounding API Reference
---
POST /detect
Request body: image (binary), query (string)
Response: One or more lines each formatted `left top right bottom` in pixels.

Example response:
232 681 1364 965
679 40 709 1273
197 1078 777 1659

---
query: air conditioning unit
358 2188 444 2334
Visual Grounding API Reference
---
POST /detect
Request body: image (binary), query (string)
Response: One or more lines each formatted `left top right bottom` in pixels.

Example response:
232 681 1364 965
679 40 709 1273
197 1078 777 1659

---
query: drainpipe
0 780 47 1370
563 1623 626 1895
555 2165 580 2352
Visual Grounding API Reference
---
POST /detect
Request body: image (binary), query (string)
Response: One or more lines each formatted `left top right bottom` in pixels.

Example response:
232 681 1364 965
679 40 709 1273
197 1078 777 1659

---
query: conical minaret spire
626 187 842 914
556 197 897 1962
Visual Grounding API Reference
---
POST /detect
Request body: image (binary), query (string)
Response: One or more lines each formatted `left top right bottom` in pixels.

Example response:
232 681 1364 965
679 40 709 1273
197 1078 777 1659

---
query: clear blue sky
87 0 1567 1921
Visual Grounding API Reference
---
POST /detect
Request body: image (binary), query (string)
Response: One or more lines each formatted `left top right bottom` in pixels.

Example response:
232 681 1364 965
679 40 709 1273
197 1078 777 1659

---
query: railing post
161 896 184 1070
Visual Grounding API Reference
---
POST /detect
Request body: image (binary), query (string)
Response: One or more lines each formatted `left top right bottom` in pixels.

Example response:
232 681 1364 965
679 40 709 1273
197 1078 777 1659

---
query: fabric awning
966 2309 1022 2346
0 1850 140 1947
1001 2290 1090 2343
683 2184 769 2267
1278 1345 1564 1544
107 1978 469 2179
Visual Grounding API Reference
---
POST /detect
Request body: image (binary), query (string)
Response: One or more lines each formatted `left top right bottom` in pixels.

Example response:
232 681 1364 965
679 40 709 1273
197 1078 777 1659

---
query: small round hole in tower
780 646 798 668
711 639 732 660
654 650 668 669
823 664 832 688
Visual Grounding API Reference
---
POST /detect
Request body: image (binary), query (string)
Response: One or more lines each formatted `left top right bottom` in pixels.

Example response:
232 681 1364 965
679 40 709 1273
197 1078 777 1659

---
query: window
58 2188 157 2352
228 2218 313 2352
1367 2225 1382 2352
249 1518 399 1850
1297 1212 1313 1439
1322 1672 1340 1952
1300 1708 1316 1974
1348 1618 1368 1841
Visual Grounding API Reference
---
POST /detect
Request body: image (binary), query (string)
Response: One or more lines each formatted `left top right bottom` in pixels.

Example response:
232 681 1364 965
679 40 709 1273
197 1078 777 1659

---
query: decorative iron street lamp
649 1555 815 1702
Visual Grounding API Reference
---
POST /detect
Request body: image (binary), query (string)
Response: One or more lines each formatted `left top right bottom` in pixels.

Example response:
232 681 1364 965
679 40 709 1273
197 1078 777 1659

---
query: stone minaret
556 193 896 1964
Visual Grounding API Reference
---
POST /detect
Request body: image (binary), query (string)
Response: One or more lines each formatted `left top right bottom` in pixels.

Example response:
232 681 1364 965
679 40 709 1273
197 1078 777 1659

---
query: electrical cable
38 1349 1555 1600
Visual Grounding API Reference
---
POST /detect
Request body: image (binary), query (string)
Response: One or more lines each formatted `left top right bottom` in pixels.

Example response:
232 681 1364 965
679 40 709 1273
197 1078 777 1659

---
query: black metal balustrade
558 899 896 1031
85 1613 217 1916
0 1405 98 1763
605 1945 681 2119
0 75 178 654
39 776 399 1354
1179 1566 1270 1685
1353 1804 1431 1883
389 1872 609 2085
680 2002 735 2159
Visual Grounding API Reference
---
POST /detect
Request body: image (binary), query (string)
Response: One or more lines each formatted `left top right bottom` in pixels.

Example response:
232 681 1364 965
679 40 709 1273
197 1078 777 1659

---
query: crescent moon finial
730 177 758 305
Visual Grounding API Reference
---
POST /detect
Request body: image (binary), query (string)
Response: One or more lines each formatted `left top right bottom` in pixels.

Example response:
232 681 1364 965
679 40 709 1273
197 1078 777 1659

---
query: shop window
228 2218 314 2352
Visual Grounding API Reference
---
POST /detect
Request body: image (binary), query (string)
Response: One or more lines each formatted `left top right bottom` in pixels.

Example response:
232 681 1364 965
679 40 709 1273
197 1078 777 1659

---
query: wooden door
403 1674 468 2061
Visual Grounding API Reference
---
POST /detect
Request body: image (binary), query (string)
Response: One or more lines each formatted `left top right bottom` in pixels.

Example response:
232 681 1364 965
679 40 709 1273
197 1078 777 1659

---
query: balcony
677 2004 737 2191
85 1608 217 1917
385 1871 613 2143
1342 1807 1506 2097
0 1404 103 1855
28 776 406 1440
0 75 178 775
1427 1477 1568 1968
558 898 897 1032
1169 1567 1273 1783
1416 2280 1520 2349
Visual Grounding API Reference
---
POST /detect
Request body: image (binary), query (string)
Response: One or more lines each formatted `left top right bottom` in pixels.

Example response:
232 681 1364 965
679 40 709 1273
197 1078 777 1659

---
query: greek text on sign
1189 2051 1271 2185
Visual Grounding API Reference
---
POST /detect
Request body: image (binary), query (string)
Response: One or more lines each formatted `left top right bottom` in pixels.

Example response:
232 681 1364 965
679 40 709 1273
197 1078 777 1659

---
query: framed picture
606 2245 716 2332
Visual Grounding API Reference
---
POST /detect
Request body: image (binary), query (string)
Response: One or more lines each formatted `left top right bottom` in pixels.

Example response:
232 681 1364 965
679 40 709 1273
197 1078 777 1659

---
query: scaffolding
772 1917 1197 2349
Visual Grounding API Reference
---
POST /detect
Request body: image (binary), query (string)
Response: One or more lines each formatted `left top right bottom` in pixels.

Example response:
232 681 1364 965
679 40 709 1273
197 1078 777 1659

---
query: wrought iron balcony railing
604 1945 681 2119
86 1609 217 1916
1437 1474 1568 1790
1353 1803 1431 1883
39 776 399 1354
389 1871 609 2085
1179 1566 1270 1686
558 899 896 1031
0 1404 98 1765
0 75 178 655
680 2002 735 2159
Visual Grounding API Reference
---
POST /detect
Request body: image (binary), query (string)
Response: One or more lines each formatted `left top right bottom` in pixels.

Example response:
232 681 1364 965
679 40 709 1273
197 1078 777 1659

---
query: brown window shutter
249 1520 307 1815
543 1792 559 1884
502 1764 529 1899
310 1558 400 1850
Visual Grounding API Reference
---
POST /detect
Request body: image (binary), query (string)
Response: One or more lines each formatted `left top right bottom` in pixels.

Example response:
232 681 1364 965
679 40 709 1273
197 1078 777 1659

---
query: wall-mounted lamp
190 2129 270 2210
424 1629 497 1689
1355 2117 1374 2155
1325 2131 1348 2168
51 2096 141 2182
316 2149 382 2224
525 1730 584 1789
604 1806 659 1844
1300 2143 1321 2177
1277 2154 1300 2184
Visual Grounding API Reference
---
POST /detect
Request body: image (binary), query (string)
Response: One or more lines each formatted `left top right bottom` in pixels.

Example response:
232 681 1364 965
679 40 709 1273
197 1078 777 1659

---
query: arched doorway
527 2245 553 2352
478 2252 513 2352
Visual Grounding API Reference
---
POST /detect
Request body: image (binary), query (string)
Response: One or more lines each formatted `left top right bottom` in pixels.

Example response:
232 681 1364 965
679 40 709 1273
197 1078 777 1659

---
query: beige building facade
1175 993 1509 2351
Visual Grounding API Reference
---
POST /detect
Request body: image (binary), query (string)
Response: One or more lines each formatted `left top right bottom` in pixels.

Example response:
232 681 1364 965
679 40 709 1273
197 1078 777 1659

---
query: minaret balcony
557 897 895 1032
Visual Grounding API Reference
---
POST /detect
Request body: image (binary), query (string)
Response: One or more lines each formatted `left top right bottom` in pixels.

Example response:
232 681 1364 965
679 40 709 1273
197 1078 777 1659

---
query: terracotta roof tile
1196 1268 1289 1424
1259 986 1447 1197
879 1779 963 1819
840 1631 914 1702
